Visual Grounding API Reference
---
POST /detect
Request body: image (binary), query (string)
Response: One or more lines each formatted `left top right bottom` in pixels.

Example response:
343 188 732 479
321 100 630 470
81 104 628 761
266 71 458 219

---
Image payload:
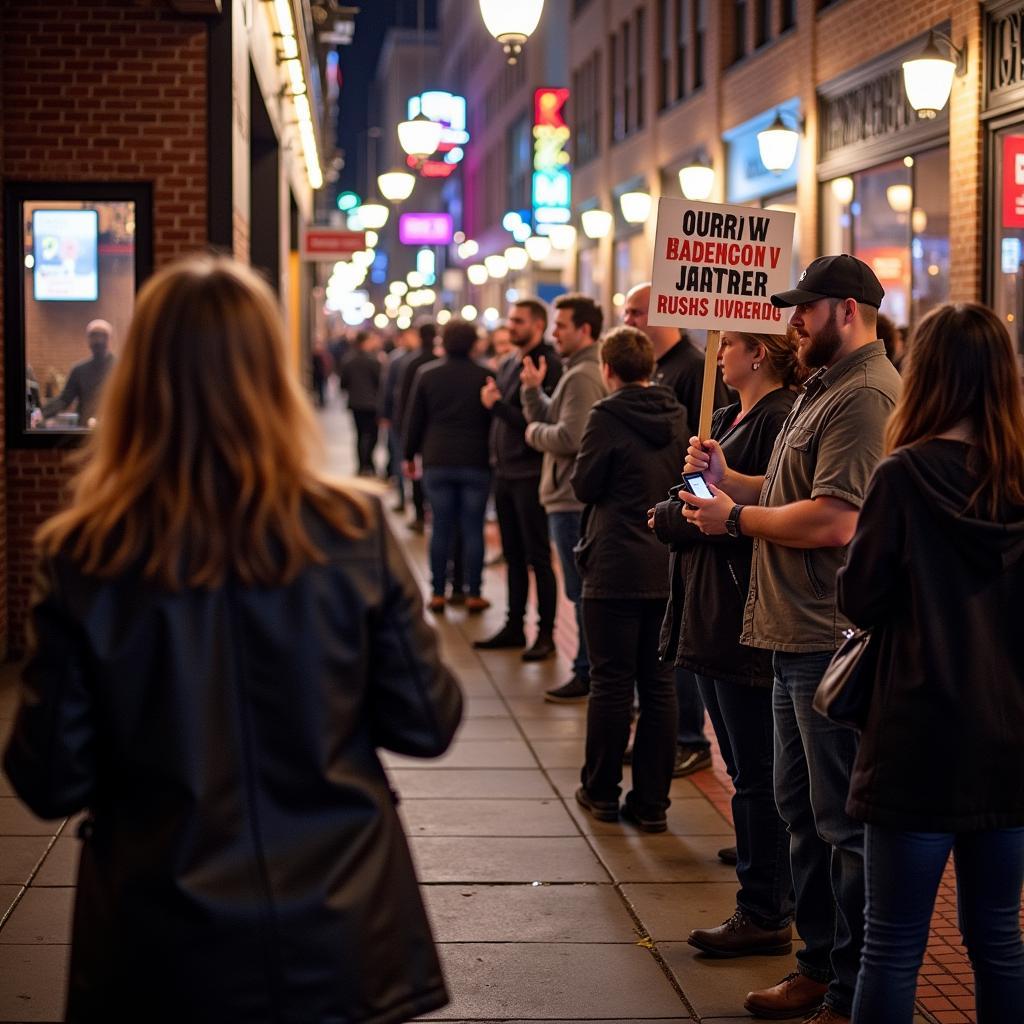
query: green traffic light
337 191 361 212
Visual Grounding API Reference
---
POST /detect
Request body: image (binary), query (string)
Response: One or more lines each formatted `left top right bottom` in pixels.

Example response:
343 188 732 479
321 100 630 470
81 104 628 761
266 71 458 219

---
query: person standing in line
653 331 803 957
396 321 439 533
521 293 607 703
379 326 421 513
623 282 731 778
35 318 117 428
571 327 687 833
338 330 383 476
3 256 463 1024
835 303 1024 1023
475 298 562 660
487 323 515 371
403 318 493 615
682 255 901 1024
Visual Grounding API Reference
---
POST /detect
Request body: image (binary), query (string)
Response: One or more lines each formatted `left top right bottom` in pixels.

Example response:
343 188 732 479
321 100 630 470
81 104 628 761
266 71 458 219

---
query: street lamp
398 0 443 158
902 30 966 119
886 184 913 214
580 209 613 239
479 0 544 65
359 201 389 230
830 176 854 205
619 191 652 224
504 246 529 271
378 169 416 202
485 254 509 278
524 235 552 261
678 163 715 202
757 110 801 173
467 264 489 285
547 224 577 250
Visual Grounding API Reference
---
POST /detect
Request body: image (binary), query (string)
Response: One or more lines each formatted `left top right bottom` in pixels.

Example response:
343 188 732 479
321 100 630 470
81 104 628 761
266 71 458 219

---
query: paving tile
410 837 608 883
503 698 587 719
546 767 702 801
527 738 586 770
383 739 537 770
400 798 578 837
516 716 588 740
388 768 555 800
457 695 514 719
0 773 14 798
447 672 501 698
30 838 79 888
0 838 51 886
449 719 523 740
0 799 60 837
421 943 688 1020
422 883 639 943
565 796 733 837
0 888 74 944
0 886 22 922
659 940 800 1019
0 943 69 1021
620 883 739 942
588 835 737 884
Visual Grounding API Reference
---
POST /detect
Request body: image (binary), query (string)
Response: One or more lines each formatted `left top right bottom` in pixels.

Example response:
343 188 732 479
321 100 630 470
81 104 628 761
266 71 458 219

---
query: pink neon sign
399 212 454 245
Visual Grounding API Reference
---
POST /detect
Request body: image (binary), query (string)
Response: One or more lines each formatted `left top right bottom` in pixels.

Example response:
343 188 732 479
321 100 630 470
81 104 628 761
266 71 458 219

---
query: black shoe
688 908 793 958
620 800 668 833
544 676 589 703
575 786 619 822
473 627 527 650
673 745 712 777
718 845 738 866
521 632 556 662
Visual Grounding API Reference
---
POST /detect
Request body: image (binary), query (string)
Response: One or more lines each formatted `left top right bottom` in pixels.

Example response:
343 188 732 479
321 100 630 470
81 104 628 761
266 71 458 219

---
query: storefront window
991 126 1024 358
613 232 649 301
578 245 599 302
4 183 152 447
820 147 948 330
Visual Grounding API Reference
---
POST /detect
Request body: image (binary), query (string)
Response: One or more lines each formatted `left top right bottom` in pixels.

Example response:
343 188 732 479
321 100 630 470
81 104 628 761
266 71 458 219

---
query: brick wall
1 0 209 655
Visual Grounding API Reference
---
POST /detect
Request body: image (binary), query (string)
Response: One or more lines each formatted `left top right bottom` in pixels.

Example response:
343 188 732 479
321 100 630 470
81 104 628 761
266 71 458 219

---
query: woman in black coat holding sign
653 330 804 957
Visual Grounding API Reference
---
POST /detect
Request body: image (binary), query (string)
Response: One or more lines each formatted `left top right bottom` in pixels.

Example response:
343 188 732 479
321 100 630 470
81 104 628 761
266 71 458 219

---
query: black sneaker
473 626 527 650
575 786 619 822
544 676 590 703
718 845 738 866
673 745 712 778
620 800 668 833
521 632 556 662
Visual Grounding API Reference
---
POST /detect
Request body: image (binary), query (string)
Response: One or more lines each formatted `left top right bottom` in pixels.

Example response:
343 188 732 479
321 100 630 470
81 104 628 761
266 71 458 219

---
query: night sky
335 0 438 196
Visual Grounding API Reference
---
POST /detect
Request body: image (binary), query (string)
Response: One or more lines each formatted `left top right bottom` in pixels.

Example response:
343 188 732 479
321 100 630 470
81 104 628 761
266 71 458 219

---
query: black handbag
812 628 876 730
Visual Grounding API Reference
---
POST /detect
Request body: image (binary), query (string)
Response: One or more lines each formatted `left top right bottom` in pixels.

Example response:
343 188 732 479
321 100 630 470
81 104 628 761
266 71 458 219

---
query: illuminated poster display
32 209 99 301
532 88 571 234
406 91 470 178
399 212 454 246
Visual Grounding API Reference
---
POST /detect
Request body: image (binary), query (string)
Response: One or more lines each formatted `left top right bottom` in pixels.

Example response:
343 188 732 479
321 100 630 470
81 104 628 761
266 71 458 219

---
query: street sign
300 227 366 261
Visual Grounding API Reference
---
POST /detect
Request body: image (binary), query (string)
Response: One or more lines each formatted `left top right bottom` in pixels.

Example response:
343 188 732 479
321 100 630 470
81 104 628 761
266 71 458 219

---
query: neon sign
406 91 470 179
532 88 572 233
399 213 454 246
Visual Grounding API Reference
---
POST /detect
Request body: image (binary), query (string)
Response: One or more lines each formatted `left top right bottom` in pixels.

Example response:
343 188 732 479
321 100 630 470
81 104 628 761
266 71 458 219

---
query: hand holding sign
684 436 728 485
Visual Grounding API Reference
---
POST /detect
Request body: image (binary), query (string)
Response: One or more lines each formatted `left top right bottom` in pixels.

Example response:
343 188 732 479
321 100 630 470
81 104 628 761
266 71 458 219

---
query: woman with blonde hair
838 302 1024 1022
4 256 462 1024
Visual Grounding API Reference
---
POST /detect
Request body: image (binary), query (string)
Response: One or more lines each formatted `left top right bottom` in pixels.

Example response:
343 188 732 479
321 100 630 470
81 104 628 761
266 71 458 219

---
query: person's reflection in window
32 319 116 429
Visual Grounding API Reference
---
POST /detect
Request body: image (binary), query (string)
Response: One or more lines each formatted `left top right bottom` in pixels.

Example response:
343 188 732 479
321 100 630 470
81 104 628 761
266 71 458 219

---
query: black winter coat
338 349 383 412
655 338 732 439
571 384 688 599
655 390 794 685
838 440 1024 832
4 500 462 1024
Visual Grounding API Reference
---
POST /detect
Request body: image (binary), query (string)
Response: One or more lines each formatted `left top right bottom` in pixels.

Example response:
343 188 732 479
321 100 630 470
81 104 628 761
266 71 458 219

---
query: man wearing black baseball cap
680 254 902 1023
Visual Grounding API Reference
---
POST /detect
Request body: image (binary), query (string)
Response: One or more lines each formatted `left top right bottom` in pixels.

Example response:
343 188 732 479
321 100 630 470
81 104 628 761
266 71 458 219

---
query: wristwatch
725 504 745 538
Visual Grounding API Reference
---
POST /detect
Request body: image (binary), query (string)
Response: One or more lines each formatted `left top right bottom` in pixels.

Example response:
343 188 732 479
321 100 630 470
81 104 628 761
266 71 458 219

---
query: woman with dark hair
403 318 493 613
652 330 805 957
3 256 463 1024
837 302 1024 1022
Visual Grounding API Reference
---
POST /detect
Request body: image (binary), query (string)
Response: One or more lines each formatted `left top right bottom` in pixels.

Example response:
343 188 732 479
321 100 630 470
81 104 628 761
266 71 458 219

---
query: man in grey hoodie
522 294 607 703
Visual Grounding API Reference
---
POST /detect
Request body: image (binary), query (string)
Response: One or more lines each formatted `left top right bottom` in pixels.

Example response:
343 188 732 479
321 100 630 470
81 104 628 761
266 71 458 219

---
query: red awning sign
300 228 366 261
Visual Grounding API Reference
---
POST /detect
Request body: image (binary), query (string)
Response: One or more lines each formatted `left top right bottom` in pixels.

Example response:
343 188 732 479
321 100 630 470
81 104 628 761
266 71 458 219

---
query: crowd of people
2 249 1023 1024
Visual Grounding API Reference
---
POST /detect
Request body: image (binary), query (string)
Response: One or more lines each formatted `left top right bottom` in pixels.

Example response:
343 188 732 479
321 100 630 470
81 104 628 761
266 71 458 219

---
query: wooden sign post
647 198 796 439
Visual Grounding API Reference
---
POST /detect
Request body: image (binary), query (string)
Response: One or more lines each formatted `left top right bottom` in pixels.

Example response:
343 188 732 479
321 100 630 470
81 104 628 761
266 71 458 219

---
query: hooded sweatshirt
838 439 1024 831
570 384 688 600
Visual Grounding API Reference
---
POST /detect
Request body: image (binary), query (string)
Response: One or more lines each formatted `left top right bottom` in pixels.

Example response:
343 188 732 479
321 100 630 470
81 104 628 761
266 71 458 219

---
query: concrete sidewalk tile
502 698 586 719
0 888 74 944
0 944 69 1021
410 836 607 883
0 886 22 922
659 941 800 1019
451 719 523 741
446 673 501 698
545 767 702 801
0 800 60 838
383 739 537 770
388 768 555 800
421 943 687 1020
527 739 586 769
516 717 588 740
621 883 740 942
0 838 51 886
30 839 79 888
0 773 14 798
401 798 577 837
459 695 513 719
422 883 639 943
565 798 733 838
589 836 737 883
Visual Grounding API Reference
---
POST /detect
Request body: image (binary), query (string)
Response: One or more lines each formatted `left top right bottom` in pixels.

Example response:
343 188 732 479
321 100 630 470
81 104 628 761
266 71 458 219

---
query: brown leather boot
687 908 792 957
802 1006 850 1023
743 971 828 1019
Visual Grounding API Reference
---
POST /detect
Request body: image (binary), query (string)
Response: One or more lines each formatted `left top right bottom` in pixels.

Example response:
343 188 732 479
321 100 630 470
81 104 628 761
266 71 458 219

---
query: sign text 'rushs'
648 199 796 333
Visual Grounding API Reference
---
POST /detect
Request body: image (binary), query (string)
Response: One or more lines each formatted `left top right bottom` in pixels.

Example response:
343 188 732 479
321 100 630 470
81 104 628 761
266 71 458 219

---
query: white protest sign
647 198 795 333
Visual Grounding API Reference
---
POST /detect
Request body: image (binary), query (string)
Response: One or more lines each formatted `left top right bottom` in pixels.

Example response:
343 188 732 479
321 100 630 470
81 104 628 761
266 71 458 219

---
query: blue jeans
697 675 794 930
676 667 709 749
421 467 491 597
773 650 864 1017
548 510 588 682
853 825 1024 1023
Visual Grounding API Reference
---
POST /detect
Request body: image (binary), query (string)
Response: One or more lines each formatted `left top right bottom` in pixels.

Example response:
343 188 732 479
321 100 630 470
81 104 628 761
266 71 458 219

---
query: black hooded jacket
838 439 1024 831
571 384 688 599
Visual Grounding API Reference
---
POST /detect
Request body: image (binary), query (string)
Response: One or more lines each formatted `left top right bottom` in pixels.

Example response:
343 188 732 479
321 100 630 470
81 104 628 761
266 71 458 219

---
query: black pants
493 475 555 633
582 597 677 816
351 410 378 474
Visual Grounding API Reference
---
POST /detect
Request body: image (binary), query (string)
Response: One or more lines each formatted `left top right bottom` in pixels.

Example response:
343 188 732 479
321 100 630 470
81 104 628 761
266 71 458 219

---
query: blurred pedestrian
3 255 462 1024
380 326 421 512
838 302 1024 1023
397 322 439 533
338 330 382 475
36 318 116 428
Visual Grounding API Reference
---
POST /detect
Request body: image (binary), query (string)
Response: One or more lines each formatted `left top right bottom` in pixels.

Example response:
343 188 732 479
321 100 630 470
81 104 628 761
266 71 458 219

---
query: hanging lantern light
478 0 544 65
524 235 552 261
757 110 801 173
678 163 715 202
580 209 613 239
467 264 489 285
397 113 443 159
504 246 529 271
886 184 913 214
484 254 509 279
830 176 855 205
619 191 652 224
902 30 965 120
358 201 389 230
547 224 577 250
378 169 416 202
